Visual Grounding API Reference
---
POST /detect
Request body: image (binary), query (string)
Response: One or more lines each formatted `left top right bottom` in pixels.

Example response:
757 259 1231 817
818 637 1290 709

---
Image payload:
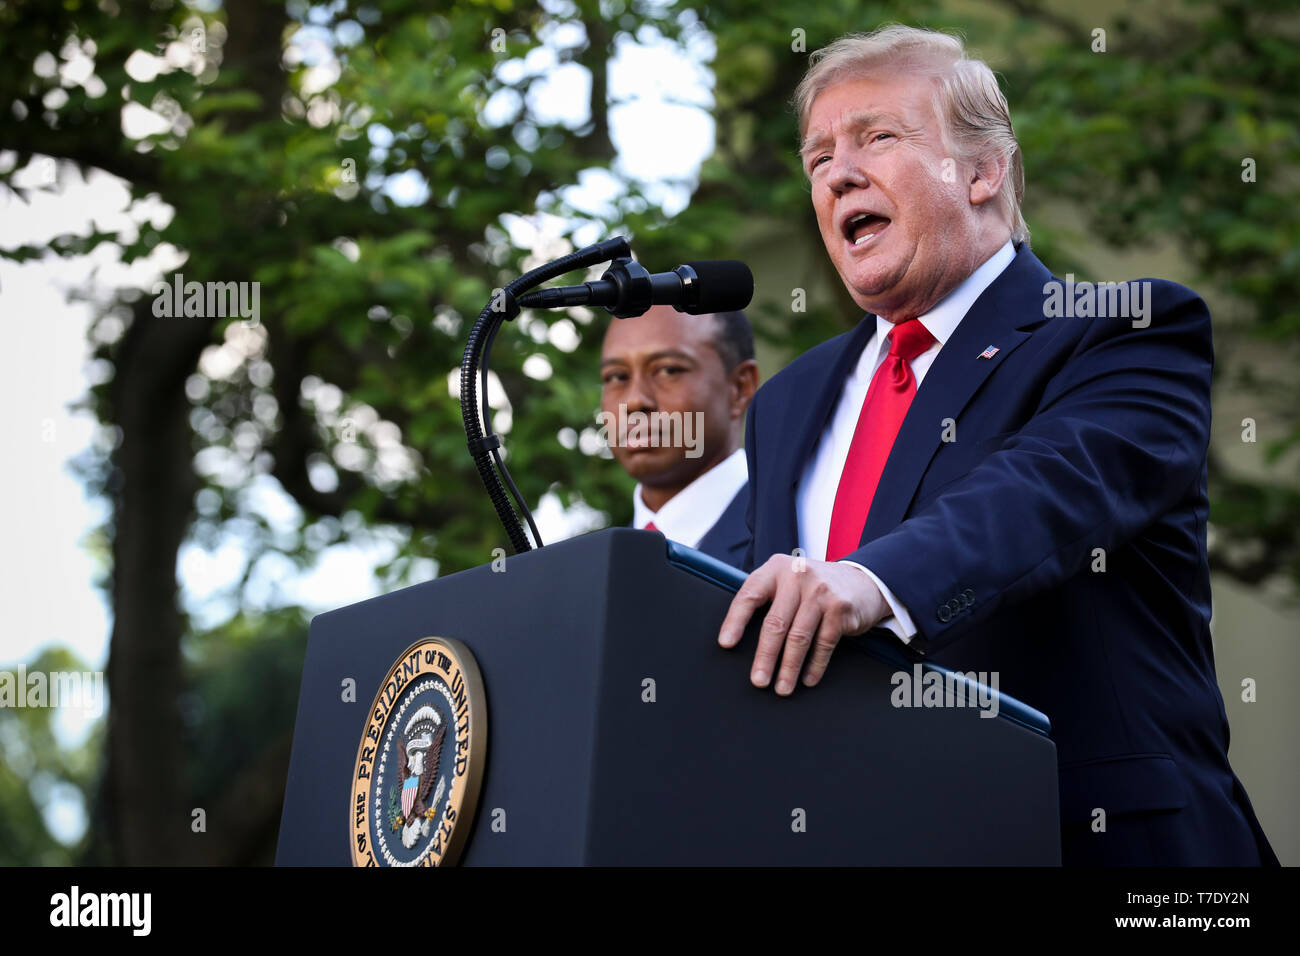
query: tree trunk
92 301 211 864
85 0 288 866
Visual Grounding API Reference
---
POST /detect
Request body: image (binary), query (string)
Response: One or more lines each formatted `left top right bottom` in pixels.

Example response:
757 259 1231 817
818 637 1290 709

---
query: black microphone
516 257 754 318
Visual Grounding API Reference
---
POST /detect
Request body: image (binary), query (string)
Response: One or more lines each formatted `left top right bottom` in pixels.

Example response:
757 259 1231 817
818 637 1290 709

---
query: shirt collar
632 447 748 548
873 239 1016 349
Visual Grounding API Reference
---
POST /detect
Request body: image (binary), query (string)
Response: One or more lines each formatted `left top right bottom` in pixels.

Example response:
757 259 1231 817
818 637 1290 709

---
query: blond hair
794 25 1028 245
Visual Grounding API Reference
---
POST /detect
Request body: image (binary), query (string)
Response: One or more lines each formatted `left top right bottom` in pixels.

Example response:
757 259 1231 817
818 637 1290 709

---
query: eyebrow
600 348 696 368
799 110 905 158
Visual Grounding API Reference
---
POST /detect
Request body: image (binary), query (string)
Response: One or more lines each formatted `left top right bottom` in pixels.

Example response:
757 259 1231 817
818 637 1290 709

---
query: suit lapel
859 246 1054 545
783 317 878 492
769 317 878 553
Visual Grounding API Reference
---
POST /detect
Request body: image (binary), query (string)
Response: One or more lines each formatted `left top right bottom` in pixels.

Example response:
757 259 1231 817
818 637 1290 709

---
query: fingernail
718 632 733 647
776 679 792 695
752 669 768 686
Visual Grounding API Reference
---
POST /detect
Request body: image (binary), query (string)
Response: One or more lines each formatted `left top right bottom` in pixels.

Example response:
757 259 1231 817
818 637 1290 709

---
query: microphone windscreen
682 260 754 314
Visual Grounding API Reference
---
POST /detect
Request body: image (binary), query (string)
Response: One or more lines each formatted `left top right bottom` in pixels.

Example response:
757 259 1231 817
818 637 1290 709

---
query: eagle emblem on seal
392 705 447 849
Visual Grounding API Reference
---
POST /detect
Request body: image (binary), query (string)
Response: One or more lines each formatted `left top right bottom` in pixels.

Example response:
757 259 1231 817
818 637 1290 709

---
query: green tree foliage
0 647 101 867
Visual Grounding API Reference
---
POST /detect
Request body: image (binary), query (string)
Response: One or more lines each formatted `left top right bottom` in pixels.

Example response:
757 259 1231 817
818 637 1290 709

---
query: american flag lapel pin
978 345 1000 360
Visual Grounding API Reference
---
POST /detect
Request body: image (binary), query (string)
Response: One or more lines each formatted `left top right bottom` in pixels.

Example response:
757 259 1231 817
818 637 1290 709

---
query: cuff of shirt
838 560 918 645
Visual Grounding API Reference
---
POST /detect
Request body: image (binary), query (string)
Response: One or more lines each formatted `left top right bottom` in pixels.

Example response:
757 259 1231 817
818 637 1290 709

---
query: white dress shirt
633 447 748 549
795 240 1017 643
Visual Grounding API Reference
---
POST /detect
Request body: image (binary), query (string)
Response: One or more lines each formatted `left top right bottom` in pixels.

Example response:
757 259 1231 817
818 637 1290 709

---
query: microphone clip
601 257 653 319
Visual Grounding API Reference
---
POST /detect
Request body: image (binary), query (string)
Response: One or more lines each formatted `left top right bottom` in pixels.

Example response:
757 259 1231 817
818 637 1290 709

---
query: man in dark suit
601 304 758 567
717 25 1278 865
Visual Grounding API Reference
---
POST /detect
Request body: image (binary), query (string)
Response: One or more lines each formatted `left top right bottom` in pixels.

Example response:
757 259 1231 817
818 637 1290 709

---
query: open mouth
844 213 891 246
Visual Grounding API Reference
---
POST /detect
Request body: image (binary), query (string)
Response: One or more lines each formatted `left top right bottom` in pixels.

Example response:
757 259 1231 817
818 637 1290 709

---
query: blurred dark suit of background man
600 305 758 568
716 25 1279 866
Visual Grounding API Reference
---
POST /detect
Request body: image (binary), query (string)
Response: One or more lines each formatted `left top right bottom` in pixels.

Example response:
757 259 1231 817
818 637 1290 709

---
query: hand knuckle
785 628 813 649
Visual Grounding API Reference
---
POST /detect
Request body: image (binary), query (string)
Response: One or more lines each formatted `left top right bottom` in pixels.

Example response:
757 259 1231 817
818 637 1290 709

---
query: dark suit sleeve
848 281 1213 653
742 398 758 574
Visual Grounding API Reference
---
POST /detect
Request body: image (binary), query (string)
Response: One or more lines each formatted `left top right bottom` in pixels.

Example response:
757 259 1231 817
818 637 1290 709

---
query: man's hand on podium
717 554 888 696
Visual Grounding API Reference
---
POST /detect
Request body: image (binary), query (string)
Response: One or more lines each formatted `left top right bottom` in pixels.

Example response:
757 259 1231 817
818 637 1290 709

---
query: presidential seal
350 637 486 867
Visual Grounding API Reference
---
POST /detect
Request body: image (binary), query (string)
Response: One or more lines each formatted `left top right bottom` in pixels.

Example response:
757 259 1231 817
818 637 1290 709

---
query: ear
969 150 1009 209
728 359 760 419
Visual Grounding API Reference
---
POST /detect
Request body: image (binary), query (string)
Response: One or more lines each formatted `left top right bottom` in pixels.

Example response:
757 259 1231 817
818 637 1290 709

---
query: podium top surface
665 539 1052 738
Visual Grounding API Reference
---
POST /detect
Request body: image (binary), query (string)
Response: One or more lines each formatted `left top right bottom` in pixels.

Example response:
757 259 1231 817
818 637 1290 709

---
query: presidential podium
276 528 1060 865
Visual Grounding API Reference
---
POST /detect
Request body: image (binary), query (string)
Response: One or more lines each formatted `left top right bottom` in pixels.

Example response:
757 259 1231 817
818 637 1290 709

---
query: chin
848 276 909 314
623 451 679 482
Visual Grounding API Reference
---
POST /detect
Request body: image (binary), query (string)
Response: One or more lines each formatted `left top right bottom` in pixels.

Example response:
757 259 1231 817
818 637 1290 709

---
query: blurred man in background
600 305 758 567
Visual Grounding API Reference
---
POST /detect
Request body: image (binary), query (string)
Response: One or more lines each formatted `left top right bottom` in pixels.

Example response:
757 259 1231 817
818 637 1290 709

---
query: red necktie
645 521 659 532
826 319 935 560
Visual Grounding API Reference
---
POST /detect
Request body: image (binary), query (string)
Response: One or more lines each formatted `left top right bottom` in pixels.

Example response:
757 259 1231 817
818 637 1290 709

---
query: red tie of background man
645 521 658 532
826 318 935 561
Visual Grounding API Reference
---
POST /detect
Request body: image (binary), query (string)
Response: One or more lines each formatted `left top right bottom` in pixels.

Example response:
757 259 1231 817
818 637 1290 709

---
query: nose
825 142 868 196
624 370 657 414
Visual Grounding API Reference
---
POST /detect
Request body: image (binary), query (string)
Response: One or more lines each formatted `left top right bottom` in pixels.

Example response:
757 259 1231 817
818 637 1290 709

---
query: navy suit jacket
632 483 750 570
743 244 1278 865
695 484 750 569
